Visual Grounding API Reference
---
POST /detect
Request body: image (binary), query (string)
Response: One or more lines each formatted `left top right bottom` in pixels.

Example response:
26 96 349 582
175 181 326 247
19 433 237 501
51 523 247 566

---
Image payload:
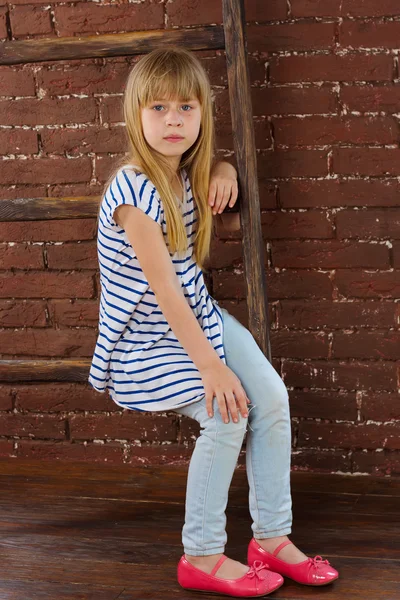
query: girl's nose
166 110 183 126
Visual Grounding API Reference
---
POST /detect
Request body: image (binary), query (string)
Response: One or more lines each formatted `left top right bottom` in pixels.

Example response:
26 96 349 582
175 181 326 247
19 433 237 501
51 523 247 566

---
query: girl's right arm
114 204 249 423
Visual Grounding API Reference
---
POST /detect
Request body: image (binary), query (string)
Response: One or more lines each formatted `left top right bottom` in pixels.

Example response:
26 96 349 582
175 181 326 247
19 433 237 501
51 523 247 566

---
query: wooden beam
0 26 225 65
222 0 272 360
0 360 90 382
0 197 100 221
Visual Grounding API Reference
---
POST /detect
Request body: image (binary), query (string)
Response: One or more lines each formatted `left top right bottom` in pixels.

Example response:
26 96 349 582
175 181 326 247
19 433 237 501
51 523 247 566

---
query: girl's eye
181 105 192 111
153 105 164 111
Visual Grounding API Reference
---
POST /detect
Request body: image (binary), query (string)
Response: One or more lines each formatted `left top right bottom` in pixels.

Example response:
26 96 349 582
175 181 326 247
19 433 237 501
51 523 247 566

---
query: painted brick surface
0 0 399 475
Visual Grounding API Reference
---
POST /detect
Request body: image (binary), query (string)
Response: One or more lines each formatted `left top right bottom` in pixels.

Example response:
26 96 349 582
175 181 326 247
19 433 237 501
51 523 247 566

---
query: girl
89 48 339 597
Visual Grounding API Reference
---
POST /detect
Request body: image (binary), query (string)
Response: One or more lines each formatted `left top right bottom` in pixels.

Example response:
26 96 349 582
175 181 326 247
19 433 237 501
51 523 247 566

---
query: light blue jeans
173 307 293 556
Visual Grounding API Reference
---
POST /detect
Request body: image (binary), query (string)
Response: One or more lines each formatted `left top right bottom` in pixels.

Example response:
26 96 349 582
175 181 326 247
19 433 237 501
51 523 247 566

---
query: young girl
89 48 339 597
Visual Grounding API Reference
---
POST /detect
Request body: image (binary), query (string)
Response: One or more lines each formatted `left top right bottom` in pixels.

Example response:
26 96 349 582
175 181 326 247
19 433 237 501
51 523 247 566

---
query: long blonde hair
98 48 216 271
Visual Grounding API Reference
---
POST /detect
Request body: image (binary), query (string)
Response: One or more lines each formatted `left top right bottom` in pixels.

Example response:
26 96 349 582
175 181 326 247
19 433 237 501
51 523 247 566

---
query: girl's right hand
200 361 251 423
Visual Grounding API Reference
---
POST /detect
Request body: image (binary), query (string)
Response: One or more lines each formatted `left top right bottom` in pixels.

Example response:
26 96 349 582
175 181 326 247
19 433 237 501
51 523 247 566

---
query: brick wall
0 0 399 475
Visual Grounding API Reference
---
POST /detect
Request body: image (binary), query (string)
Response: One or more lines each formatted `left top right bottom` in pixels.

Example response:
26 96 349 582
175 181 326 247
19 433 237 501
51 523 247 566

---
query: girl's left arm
209 160 241 233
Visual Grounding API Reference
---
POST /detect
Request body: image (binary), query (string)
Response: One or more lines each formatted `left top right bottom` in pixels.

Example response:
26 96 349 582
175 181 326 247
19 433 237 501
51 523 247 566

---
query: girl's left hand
208 161 238 216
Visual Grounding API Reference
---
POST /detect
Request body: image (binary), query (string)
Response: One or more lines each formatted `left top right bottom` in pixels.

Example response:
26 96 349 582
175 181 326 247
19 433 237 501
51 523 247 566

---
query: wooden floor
0 460 399 600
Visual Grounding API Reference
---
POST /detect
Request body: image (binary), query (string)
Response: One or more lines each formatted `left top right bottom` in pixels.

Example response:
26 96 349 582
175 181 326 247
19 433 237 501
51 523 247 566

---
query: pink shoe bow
310 555 330 569
247 560 267 579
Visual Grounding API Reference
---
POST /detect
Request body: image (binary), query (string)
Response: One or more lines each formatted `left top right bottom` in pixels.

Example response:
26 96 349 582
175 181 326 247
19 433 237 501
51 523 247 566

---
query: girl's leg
221 308 293 541
174 395 248 557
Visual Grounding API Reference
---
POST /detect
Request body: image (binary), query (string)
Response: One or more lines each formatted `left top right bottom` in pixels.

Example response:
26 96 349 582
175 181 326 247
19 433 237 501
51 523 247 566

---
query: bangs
139 57 203 107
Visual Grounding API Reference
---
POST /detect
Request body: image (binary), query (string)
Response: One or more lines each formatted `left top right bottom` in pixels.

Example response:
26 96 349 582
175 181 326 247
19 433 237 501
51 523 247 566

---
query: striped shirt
88 165 225 412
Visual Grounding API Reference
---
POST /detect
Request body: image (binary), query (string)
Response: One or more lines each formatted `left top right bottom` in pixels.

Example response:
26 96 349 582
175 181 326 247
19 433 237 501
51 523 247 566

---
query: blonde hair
98 48 217 271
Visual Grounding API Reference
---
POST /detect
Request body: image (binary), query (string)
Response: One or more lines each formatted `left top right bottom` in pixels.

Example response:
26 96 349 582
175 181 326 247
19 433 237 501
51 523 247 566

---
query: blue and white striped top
88 165 225 412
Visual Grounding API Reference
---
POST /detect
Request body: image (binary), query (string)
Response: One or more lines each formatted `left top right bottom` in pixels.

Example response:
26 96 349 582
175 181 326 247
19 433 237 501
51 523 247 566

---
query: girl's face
141 97 201 170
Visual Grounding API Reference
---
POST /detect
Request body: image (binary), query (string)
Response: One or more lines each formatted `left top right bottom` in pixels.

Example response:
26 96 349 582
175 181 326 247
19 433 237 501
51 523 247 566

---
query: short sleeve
101 167 163 228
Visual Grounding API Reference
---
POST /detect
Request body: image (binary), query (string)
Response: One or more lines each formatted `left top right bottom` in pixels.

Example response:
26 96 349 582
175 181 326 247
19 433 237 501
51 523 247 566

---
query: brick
262 211 334 239
0 97 96 126
42 125 127 155
341 21 400 50
70 413 178 442
258 150 328 177
360 392 400 422
214 269 333 300
272 240 390 268
0 128 38 154
0 328 96 357
258 180 277 209
0 272 94 299
270 330 329 358
247 22 335 52
278 300 398 329
16 440 125 464
293 1 400 18
0 413 66 439
270 54 393 83
216 118 272 150
343 0 400 17
125 443 194 466
0 243 44 269
352 450 400 476
279 179 400 208
37 60 132 96
336 209 400 239
15 383 115 412
335 269 400 298
0 386 12 410
290 390 357 420
0 219 96 242
48 299 99 327
0 300 47 327
0 440 14 458
0 7 7 39
282 359 397 390
252 86 337 116
298 422 400 450
332 331 400 360
341 84 400 113
47 183 103 199
208 239 243 269
291 0 342 16
333 149 400 176
291 449 351 473
273 116 398 146
55 2 164 36
0 67 35 96
0 185 47 200
46 241 97 269
245 0 288 21
167 0 222 26
99 95 123 124
10 5 52 37
393 241 400 268
0 157 92 185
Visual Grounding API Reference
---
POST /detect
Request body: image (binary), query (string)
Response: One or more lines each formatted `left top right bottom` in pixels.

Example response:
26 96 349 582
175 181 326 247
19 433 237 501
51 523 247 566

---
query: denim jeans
173 307 293 556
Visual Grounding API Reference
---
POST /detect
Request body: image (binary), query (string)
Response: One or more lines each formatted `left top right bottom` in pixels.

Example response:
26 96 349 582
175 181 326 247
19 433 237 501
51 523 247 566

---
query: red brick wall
1 0 399 475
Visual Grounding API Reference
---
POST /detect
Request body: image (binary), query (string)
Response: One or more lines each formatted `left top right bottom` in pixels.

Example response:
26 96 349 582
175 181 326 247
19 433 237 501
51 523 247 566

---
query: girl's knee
253 379 290 419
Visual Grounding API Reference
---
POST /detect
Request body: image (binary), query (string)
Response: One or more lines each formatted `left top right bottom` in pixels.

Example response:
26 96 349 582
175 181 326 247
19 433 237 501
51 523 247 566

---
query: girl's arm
114 204 222 372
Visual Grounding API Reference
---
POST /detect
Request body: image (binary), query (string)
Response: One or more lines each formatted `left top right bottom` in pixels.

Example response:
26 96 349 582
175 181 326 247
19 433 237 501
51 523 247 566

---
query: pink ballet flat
177 554 284 597
248 539 339 586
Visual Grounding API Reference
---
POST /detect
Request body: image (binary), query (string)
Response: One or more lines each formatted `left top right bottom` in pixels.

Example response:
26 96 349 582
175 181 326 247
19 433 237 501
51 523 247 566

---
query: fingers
209 180 238 215
225 391 239 423
205 388 214 418
216 390 229 424
236 389 249 419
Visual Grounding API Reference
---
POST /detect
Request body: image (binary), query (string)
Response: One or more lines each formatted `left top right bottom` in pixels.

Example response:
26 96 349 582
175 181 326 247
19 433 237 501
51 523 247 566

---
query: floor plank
0 459 399 600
